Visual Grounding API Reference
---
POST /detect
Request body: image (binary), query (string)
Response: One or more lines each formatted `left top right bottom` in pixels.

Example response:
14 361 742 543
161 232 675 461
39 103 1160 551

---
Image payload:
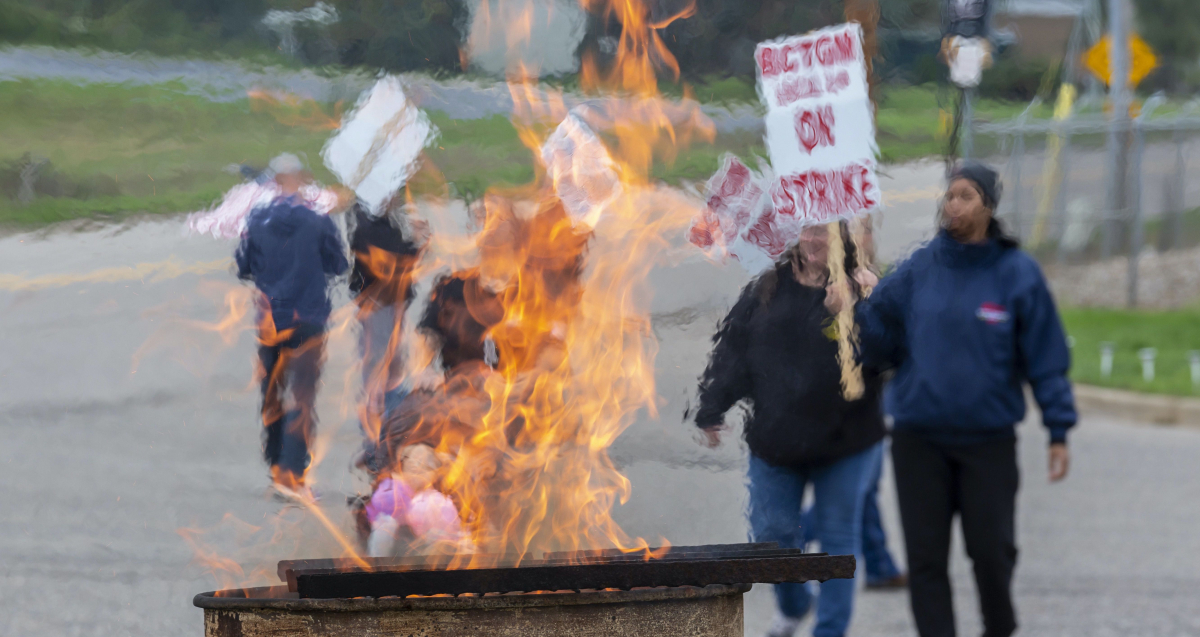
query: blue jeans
357 303 412 472
748 442 883 637
801 443 901 583
358 303 403 431
259 323 326 479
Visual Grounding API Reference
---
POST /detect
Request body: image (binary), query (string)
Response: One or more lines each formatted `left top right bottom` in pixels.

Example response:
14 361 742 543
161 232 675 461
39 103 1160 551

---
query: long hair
755 220 860 306
986 216 1020 249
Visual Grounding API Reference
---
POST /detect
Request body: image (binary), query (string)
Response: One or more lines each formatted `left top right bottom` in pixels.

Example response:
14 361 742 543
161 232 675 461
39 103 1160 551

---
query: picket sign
690 23 881 274
323 76 439 214
689 22 879 401
540 111 622 229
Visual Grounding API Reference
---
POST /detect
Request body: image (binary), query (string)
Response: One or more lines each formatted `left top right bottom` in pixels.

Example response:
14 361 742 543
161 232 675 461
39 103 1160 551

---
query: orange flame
158 0 719 586
372 0 713 566
249 89 344 131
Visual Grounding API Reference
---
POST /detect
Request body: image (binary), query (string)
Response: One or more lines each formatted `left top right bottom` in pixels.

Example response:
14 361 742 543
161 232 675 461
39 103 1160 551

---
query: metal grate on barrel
276 542 856 599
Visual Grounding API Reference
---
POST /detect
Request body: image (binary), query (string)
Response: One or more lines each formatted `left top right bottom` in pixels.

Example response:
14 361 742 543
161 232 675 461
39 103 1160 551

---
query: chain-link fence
970 96 1200 306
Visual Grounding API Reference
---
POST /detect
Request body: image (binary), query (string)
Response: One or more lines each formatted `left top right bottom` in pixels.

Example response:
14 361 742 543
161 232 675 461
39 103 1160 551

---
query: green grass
1062 307 1200 397
0 78 1048 226
422 112 534 200
874 84 1054 162
0 79 332 225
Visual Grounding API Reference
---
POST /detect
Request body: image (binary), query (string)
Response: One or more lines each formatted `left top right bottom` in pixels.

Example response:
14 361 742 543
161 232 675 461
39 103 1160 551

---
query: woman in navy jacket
830 162 1075 637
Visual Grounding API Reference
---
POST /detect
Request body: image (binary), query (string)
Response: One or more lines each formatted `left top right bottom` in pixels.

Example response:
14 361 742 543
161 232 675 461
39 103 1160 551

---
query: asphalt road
2 176 1200 636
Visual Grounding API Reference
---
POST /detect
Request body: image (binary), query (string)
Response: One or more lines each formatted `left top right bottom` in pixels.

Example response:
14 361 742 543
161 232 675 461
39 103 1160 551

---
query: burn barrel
195 583 750 637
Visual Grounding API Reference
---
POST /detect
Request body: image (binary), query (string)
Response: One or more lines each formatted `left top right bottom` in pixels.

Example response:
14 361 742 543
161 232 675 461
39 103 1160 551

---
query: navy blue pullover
856 231 1076 445
236 197 349 331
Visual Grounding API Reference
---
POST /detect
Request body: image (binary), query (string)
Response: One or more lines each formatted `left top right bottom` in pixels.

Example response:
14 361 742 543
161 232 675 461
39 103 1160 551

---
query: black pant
259 323 326 479
892 430 1020 637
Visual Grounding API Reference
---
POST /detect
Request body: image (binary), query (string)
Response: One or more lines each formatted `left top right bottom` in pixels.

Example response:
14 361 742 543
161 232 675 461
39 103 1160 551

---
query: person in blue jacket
828 161 1075 637
236 153 349 501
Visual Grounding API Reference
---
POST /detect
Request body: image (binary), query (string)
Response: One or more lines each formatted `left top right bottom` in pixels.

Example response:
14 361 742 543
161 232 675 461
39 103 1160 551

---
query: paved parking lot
3 196 1199 636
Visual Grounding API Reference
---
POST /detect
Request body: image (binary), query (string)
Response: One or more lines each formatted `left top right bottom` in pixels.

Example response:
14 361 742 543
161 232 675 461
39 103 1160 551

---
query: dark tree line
1133 0 1200 91
0 0 469 72
575 0 941 79
3 0 1196 90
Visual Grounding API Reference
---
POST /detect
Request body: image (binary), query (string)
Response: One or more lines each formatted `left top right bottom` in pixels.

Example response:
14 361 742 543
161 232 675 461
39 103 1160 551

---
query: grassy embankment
1062 308 1200 397
0 77 1040 227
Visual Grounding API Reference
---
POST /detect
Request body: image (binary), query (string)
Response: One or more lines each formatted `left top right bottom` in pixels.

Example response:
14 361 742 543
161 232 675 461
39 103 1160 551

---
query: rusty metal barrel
195 583 750 637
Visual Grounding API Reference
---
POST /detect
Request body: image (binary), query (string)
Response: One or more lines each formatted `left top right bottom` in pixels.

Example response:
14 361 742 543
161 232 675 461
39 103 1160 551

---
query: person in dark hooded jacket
235 153 349 500
347 200 426 470
695 222 884 637
832 161 1076 637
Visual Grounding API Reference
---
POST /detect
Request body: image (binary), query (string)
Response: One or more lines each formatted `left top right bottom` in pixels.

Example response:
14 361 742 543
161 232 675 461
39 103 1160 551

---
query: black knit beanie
949 161 1001 210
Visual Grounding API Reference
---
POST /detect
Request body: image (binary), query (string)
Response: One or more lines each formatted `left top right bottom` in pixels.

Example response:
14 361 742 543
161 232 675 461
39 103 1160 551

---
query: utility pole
961 88 975 159
1102 0 1131 260
941 0 990 161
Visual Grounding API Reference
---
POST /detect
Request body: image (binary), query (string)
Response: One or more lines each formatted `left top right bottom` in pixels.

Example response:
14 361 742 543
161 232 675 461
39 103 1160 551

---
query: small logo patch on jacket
976 302 1010 324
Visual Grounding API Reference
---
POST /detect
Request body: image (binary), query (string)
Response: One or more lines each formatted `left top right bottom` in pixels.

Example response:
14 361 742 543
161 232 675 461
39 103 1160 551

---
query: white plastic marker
1139 348 1157 383
1100 342 1115 378
323 75 439 214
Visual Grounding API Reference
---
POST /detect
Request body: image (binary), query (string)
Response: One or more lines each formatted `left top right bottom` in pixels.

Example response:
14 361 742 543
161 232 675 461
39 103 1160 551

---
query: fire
366 0 714 566
157 0 719 587
249 89 344 131
131 280 256 378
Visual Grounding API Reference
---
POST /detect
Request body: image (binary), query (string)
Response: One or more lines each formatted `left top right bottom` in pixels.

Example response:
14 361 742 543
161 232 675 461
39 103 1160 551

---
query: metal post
1012 132 1024 240
1126 115 1146 307
1171 125 1186 245
1126 94 1165 308
961 88 975 160
1054 129 1074 264
1103 0 1131 261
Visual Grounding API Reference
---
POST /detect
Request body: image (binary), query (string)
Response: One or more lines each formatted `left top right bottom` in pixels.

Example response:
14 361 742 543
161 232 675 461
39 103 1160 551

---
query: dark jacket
349 205 421 308
855 230 1077 445
236 197 349 331
695 270 886 469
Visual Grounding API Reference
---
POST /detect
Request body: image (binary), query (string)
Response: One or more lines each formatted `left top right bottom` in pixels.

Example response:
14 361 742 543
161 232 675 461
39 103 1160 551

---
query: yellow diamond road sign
1083 34 1159 87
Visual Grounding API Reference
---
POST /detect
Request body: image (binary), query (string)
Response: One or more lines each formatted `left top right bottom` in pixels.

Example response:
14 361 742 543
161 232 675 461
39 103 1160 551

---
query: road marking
0 185 943 291
883 185 942 204
0 257 231 292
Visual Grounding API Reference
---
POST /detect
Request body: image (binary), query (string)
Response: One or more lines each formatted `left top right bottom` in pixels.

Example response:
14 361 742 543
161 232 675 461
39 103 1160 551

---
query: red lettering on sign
814 32 859 66
761 29 859 78
824 69 851 94
744 208 793 258
688 208 718 248
720 159 751 193
757 46 781 77
708 161 755 233
775 75 822 106
813 36 834 66
769 163 878 223
699 158 761 249
793 105 836 154
832 30 857 63
781 44 798 73
798 40 816 67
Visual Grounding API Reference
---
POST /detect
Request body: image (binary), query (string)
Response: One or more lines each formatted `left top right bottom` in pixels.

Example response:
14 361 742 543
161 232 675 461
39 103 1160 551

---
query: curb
1074 384 1200 427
